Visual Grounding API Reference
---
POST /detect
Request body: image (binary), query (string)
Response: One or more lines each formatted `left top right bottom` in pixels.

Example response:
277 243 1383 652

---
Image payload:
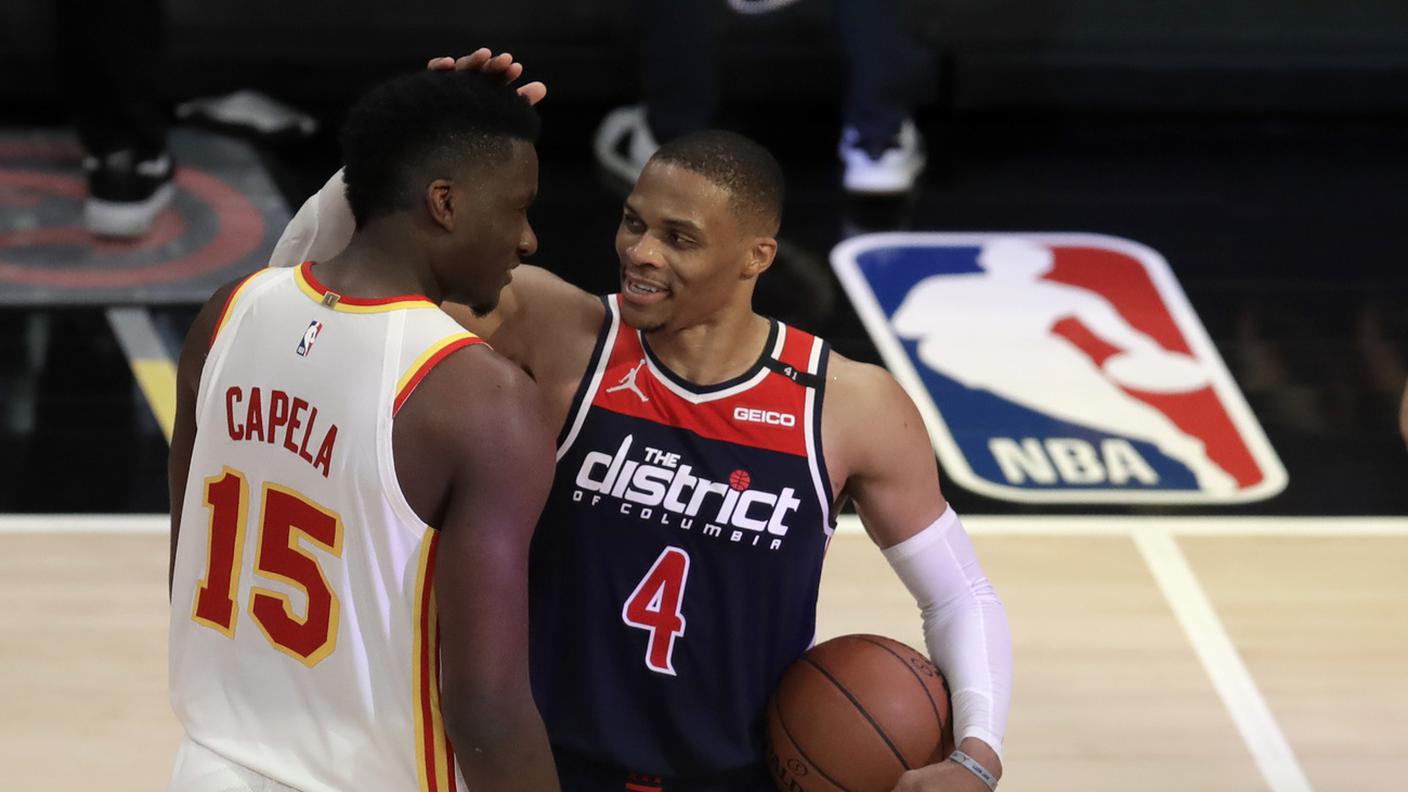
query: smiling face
432 139 539 314
615 161 776 332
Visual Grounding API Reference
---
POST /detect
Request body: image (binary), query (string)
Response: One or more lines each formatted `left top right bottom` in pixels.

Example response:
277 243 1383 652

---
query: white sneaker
176 90 318 138
593 105 660 183
839 119 926 194
727 0 804 13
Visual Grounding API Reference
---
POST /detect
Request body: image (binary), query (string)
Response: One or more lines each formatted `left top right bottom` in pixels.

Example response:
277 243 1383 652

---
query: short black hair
650 130 784 234
339 69 540 228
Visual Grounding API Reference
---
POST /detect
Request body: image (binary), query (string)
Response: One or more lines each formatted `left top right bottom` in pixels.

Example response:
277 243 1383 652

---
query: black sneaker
83 149 175 238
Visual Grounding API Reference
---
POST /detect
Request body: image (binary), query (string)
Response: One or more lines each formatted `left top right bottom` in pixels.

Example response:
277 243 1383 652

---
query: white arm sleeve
882 507 1012 759
269 168 356 269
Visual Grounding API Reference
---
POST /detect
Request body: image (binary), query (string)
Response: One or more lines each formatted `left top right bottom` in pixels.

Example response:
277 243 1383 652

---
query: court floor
2 515 1403 792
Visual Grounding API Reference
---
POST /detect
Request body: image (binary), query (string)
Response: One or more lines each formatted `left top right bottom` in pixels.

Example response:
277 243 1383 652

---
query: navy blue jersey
530 296 835 789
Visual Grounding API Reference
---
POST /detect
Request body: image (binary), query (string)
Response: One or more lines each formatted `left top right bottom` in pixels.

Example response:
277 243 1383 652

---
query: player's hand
891 761 990 792
426 48 547 106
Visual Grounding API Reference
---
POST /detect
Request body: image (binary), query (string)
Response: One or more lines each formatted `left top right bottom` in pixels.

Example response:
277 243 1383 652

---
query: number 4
622 546 690 675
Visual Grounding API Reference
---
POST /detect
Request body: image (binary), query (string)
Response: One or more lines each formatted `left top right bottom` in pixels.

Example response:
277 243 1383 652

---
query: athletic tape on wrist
947 750 998 791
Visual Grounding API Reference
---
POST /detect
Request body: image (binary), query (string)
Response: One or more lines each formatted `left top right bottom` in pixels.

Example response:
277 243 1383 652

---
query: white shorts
168 737 299 792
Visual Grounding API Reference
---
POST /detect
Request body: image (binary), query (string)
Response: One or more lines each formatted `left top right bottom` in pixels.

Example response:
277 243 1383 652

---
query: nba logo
831 232 1287 504
296 320 323 357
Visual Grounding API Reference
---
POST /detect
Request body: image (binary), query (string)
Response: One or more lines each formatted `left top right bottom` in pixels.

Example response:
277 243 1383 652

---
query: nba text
573 435 801 550
224 386 339 478
990 437 1158 486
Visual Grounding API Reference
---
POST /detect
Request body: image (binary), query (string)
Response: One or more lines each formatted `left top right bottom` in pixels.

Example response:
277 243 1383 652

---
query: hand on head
427 48 547 106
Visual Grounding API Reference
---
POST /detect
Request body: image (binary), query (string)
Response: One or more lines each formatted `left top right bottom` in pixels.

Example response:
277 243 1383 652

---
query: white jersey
170 262 482 792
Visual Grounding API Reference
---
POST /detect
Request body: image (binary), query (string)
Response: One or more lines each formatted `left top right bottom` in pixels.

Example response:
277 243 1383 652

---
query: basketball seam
855 636 946 736
800 656 912 771
773 699 859 792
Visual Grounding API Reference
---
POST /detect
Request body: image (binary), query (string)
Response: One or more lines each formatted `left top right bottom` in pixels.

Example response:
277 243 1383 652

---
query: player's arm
394 347 560 791
441 265 604 378
168 278 244 596
267 168 357 270
826 355 1011 792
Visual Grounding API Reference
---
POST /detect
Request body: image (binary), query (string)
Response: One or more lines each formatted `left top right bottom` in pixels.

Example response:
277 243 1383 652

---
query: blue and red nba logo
832 232 1287 503
296 320 323 357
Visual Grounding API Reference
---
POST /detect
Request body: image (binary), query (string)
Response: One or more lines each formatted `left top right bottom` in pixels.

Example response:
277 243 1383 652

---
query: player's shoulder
401 342 549 446
512 265 605 329
486 265 608 384
184 269 273 356
196 269 265 328
418 341 536 412
201 266 289 327
393 342 554 527
824 350 911 410
822 350 927 449
177 269 279 394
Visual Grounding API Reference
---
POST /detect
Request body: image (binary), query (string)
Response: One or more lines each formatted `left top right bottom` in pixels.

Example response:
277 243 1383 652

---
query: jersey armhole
209 269 276 349
555 295 619 450
806 337 836 533
392 332 486 416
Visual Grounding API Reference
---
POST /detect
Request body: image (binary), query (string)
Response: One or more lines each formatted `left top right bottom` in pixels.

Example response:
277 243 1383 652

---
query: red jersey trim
296 261 437 312
394 333 486 416
209 270 269 350
412 531 456 792
592 308 823 457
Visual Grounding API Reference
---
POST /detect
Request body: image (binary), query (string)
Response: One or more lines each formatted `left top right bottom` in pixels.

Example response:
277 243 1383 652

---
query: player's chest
559 409 822 549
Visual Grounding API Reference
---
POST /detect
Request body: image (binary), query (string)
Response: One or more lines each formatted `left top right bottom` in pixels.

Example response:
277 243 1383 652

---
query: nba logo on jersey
831 232 1287 504
296 320 323 357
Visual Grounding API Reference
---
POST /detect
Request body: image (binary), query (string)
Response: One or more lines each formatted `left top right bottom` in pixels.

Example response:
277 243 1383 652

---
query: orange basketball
767 634 955 792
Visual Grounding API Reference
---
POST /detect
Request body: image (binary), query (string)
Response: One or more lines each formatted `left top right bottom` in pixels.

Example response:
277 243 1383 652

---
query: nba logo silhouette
296 320 323 357
831 232 1287 504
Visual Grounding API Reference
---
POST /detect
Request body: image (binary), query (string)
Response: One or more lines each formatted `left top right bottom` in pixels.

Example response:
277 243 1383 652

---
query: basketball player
276 65 1010 792
167 67 561 791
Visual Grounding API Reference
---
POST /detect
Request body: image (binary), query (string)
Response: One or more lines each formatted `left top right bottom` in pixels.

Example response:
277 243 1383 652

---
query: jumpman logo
607 358 650 402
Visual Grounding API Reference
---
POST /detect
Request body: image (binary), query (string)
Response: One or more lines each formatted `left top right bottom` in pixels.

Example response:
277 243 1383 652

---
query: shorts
554 749 774 792
167 737 299 792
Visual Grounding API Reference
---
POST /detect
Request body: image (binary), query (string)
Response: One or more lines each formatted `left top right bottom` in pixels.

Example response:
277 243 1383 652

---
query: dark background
6 0 1408 112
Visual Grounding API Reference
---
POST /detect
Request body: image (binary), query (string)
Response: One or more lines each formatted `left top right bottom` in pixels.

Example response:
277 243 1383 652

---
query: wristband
947 750 998 791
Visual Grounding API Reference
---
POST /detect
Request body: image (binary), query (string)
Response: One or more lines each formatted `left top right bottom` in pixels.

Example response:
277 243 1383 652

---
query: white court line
2 510 1397 792
1135 529 1314 792
0 514 169 534
4 513 1408 536
832 514 1408 537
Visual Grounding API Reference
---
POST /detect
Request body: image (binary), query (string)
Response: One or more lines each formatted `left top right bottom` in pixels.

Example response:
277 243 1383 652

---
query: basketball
767 634 955 792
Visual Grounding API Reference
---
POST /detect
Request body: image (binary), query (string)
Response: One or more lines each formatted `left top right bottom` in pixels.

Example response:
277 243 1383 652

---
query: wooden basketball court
2 514 1403 792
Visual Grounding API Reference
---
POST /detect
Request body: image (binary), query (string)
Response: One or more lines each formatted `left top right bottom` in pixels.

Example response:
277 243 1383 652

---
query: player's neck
318 224 442 303
643 306 771 387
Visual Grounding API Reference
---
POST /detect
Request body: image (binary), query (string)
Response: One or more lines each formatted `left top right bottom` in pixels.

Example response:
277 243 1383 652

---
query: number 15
191 467 344 667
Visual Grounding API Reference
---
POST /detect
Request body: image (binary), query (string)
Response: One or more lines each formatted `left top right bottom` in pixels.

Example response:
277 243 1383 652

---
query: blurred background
1 0 1406 514
1 1 1406 790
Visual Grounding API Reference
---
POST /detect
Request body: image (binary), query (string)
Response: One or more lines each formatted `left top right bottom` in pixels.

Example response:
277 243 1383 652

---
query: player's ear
425 179 455 232
742 236 777 280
